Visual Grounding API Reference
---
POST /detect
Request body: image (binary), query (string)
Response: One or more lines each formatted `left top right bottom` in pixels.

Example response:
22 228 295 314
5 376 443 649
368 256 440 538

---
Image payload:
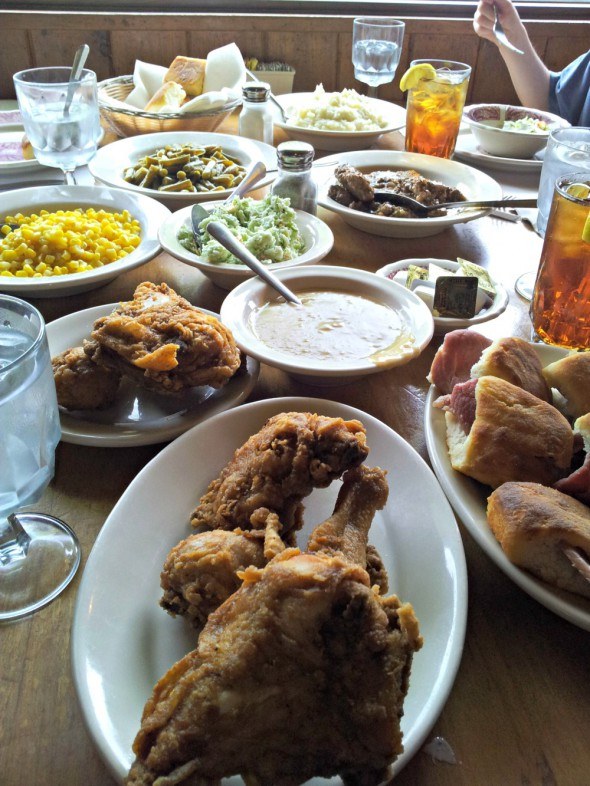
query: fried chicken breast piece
126 466 421 786
85 282 240 395
191 411 369 534
52 345 121 411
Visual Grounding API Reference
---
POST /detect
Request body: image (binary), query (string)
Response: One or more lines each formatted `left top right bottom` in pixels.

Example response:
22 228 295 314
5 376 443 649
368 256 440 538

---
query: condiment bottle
270 140 318 215
238 83 273 145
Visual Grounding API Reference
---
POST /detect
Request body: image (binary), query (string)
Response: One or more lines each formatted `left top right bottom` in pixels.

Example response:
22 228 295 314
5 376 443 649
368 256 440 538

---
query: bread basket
98 75 242 138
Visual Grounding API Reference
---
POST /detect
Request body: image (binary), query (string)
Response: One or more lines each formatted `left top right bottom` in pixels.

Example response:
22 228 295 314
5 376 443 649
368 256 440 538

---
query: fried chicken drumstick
191 411 369 533
84 282 241 395
126 465 422 786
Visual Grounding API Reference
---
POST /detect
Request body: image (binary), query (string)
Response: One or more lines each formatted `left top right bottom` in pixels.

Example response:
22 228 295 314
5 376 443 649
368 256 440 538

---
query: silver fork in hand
492 5 524 56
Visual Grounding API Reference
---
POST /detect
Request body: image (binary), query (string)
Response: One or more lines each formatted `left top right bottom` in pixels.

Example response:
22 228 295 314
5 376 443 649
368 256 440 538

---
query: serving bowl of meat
316 150 502 238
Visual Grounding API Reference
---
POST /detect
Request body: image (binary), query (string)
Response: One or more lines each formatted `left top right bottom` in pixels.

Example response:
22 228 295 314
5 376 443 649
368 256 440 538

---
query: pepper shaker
238 83 273 145
270 140 318 215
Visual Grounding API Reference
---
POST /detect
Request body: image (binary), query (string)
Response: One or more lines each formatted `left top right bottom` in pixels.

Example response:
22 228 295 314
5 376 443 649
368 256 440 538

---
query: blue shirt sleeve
548 50 590 127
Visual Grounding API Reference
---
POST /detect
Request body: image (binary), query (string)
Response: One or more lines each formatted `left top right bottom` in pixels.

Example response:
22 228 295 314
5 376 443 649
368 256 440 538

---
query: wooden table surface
2 118 589 786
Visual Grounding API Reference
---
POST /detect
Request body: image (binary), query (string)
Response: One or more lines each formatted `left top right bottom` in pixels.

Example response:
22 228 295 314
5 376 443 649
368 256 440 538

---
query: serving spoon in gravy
370 192 537 216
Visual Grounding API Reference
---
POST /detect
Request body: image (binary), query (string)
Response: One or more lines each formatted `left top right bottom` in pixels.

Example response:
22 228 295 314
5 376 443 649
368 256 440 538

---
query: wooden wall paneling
0 28 30 99
469 39 519 105
186 30 264 63
543 35 589 72
266 30 339 92
109 30 189 75
407 31 480 102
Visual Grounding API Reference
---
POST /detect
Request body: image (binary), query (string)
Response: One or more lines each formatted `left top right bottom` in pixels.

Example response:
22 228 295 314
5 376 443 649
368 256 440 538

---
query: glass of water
537 127 590 236
13 66 101 184
352 17 405 97
0 294 80 621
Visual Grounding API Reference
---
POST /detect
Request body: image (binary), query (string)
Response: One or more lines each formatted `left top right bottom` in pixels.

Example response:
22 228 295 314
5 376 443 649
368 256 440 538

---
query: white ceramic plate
316 150 502 238
375 258 509 334
71 396 467 784
453 133 544 172
273 91 406 151
425 342 590 631
89 131 277 211
0 185 170 297
220 265 434 384
158 200 334 290
0 128 42 172
47 303 259 447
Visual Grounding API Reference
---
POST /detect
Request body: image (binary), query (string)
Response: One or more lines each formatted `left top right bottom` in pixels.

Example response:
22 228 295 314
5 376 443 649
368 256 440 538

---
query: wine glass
13 65 101 185
0 294 80 622
352 17 405 98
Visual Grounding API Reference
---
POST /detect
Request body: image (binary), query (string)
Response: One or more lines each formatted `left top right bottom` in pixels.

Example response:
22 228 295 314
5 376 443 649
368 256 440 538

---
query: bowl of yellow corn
88 131 277 211
0 185 171 296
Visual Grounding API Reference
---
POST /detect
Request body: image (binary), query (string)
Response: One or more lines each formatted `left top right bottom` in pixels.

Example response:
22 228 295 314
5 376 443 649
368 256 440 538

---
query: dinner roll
164 56 207 96
487 481 590 600
542 353 590 419
470 336 552 402
446 375 573 488
145 81 186 113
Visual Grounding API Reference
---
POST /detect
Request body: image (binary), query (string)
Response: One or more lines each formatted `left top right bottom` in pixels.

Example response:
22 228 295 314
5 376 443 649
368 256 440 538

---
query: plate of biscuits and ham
424 328 590 630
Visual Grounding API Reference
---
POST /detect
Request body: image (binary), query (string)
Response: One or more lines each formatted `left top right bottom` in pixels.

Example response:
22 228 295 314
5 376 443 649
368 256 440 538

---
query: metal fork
493 5 524 56
490 194 540 234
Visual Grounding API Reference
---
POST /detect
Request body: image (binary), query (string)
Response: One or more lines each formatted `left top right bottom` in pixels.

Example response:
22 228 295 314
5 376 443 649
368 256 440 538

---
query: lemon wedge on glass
566 182 590 200
582 212 590 243
400 63 437 91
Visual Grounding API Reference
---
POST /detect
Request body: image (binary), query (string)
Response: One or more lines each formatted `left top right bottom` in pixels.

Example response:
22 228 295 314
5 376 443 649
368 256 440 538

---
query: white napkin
179 87 238 114
203 43 246 94
126 60 168 109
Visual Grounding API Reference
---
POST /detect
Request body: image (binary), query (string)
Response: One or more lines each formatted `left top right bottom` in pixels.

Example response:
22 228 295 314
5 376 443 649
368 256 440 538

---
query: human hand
473 0 527 48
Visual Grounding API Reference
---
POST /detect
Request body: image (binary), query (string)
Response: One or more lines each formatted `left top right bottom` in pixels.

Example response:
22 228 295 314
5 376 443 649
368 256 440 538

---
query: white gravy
250 290 415 365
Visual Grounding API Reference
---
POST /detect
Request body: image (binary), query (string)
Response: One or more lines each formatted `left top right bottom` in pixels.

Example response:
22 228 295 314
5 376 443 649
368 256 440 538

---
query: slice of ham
428 329 492 394
554 454 590 504
448 378 478 434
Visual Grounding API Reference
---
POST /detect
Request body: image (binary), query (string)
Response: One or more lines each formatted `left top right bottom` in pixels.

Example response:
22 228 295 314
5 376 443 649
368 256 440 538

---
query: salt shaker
270 140 318 215
238 83 273 145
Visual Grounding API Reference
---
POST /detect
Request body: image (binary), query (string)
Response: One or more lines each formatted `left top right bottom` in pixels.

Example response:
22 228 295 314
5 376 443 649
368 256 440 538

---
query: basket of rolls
98 44 245 138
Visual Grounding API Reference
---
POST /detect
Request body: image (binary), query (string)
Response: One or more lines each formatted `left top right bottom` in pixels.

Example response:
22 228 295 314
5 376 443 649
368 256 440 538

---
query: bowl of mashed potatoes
463 104 570 159
273 85 406 151
220 264 434 384
158 194 334 289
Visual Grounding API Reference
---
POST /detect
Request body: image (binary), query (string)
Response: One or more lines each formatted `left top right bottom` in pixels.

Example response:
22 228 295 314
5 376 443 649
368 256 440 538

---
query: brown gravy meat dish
328 163 467 218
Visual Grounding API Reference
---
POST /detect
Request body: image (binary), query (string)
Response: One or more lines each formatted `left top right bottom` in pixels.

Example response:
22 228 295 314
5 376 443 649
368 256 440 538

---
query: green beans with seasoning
123 144 246 193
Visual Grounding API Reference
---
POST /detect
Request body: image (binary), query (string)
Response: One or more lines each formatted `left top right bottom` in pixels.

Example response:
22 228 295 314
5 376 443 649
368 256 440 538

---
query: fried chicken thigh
52 345 121 410
191 411 369 534
85 282 241 394
126 466 421 786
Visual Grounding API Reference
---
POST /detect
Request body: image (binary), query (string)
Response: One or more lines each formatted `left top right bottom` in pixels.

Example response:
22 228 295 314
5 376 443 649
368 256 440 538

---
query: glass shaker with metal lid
238 82 273 145
270 140 318 215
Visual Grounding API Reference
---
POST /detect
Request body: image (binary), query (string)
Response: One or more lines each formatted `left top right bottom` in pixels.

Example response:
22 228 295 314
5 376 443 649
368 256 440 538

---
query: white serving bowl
158 201 334 290
0 184 170 297
273 91 406 151
220 264 434 385
316 150 502 238
463 104 570 159
88 131 277 211
375 258 509 334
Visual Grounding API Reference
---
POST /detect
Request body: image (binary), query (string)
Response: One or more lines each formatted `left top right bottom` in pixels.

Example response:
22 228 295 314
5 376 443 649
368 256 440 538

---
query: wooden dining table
2 114 590 786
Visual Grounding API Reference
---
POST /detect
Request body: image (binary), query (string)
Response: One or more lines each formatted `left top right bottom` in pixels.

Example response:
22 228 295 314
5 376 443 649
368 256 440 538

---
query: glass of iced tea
404 60 471 158
530 173 590 351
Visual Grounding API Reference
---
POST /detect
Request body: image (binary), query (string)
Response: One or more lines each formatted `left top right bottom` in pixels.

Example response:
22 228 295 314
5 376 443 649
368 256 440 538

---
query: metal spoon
205 220 302 305
63 43 90 117
370 192 537 216
191 160 267 251
492 5 524 56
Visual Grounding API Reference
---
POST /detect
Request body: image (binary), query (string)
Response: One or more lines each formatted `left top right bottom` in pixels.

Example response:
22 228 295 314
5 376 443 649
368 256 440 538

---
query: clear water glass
0 294 80 621
13 66 101 184
352 17 405 96
537 127 590 236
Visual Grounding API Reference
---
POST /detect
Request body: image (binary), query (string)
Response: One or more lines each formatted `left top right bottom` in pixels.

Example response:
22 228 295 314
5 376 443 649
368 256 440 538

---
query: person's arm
473 0 551 109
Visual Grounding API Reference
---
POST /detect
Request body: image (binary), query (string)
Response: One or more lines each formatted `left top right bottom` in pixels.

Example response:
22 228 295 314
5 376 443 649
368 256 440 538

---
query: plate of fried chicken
47 281 259 446
316 150 502 238
72 398 467 785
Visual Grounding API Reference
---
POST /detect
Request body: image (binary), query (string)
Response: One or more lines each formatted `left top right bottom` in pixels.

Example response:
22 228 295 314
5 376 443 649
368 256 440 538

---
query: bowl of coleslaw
463 104 570 159
158 194 334 289
272 85 406 151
